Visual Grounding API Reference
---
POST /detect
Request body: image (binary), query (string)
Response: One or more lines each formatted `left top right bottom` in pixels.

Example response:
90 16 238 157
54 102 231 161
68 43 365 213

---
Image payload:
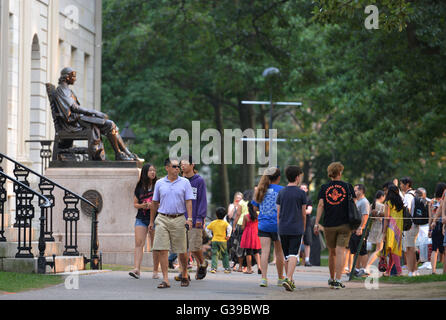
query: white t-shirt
403 190 416 216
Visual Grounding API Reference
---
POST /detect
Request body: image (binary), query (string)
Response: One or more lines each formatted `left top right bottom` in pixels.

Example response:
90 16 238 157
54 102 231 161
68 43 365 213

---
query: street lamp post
262 67 280 131
241 67 302 163
120 122 136 146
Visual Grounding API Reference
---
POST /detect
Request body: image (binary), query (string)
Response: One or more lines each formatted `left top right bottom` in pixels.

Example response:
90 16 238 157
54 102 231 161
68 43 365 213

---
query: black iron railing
0 171 53 273
25 140 53 174
0 153 100 271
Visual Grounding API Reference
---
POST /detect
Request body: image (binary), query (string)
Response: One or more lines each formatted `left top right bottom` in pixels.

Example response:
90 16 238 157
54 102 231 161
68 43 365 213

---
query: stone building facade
0 0 102 174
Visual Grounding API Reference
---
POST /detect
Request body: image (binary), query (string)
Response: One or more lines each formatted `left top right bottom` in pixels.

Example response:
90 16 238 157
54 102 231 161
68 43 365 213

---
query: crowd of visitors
129 157 446 291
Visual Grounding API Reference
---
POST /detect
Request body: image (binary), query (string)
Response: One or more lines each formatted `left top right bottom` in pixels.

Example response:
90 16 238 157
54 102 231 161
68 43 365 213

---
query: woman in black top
129 163 158 279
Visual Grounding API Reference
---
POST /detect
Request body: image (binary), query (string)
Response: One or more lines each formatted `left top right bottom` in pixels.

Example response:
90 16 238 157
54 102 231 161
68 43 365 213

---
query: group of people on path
129 157 208 288
127 157 445 291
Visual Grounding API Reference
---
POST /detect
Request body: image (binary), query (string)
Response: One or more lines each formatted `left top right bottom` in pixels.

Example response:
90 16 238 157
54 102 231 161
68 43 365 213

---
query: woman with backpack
382 185 404 276
252 167 286 287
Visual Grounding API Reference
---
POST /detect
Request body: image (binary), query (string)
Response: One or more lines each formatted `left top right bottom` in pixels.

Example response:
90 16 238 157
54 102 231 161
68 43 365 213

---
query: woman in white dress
365 190 386 274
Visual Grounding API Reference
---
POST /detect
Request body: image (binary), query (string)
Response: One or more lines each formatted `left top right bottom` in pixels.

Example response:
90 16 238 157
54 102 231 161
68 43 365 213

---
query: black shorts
258 229 279 242
349 233 368 256
246 249 261 255
432 222 444 254
279 234 303 260
303 215 313 246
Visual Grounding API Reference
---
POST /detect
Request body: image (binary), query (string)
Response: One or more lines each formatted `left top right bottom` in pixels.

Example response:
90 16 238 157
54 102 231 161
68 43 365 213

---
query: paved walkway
0 265 444 300
0 265 343 300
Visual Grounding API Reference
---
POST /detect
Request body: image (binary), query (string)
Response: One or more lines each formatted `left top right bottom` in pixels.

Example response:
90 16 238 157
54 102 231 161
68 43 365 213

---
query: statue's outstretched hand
93 111 108 119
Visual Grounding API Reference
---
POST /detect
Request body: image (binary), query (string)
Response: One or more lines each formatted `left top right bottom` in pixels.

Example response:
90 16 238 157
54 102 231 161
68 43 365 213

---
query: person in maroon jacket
177 156 209 280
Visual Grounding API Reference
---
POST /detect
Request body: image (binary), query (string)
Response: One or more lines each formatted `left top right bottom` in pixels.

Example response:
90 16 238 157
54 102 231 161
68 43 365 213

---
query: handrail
0 152 97 210
0 152 101 269
0 171 51 208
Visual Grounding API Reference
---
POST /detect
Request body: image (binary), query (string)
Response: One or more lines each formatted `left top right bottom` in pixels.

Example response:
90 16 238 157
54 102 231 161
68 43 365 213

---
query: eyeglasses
171 165 180 169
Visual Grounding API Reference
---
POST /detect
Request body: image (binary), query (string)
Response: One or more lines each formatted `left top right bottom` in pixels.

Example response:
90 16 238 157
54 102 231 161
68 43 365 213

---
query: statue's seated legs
101 120 136 161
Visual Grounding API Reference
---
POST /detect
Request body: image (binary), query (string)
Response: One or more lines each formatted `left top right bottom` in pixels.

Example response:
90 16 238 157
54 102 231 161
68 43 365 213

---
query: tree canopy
102 0 446 206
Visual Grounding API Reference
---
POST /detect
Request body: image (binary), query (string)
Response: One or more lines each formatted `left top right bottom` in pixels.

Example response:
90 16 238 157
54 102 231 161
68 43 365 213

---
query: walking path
1 265 445 300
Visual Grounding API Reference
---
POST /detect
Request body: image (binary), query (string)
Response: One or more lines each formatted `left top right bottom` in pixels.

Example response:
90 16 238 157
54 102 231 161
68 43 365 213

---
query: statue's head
58 67 77 85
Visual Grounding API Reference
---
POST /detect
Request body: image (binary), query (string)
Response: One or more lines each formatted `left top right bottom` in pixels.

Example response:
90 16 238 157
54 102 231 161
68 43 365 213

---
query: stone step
0 255 85 274
0 213 42 229
2 227 39 242
0 241 62 258
45 255 85 273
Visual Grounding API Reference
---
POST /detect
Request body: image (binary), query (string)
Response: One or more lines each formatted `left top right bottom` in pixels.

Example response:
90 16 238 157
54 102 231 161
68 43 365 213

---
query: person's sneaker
408 272 414 277
210 268 217 273
332 280 345 289
328 278 335 289
282 278 294 292
277 278 286 286
305 261 312 267
224 268 231 274
356 269 367 277
419 262 432 270
259 278 268 287
168 261 175 269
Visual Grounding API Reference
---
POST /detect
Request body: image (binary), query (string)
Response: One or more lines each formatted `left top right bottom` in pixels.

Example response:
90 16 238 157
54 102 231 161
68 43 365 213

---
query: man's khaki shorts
152 214 187 253
324 224 352 249
188 228 203 252
403 224 419 249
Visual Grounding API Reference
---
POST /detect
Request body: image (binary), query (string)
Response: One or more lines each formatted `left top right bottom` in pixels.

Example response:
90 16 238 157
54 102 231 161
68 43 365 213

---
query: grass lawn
0 272 64 293
351 273 446 284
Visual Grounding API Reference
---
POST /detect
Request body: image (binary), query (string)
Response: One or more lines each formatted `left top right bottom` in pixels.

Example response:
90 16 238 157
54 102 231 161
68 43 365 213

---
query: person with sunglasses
149 158 194 288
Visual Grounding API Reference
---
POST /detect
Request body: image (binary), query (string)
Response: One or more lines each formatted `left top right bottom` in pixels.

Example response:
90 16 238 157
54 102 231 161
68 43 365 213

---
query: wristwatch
187 217 193 221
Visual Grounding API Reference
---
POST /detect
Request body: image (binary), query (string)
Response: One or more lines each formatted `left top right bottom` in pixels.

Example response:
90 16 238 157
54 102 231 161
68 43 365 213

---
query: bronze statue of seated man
52 67 139 161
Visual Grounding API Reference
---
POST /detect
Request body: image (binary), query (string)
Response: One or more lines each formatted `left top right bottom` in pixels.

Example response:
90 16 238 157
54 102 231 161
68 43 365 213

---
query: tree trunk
237 100 255 192
213 100 230 209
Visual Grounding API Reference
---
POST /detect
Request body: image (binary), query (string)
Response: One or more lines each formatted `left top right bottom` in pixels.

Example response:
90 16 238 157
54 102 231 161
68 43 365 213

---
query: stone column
16 0 32 165
94 0 102 112
47 0 60 141
0 0 9 155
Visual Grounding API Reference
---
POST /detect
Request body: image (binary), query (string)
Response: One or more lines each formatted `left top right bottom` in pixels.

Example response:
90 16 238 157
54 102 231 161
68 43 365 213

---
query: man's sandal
157 281 170 289
175 274 191 281
181 277 190 287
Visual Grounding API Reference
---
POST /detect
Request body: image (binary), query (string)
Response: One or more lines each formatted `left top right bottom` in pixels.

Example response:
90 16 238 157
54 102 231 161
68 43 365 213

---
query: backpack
412 197 429 225
402 206 413 231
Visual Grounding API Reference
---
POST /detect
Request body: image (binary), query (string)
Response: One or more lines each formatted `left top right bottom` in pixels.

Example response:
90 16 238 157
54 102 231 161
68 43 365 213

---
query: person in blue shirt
149 158 194 289
251 167 286 288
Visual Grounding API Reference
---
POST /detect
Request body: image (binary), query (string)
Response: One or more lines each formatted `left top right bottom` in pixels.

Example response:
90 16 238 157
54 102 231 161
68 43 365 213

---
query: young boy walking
276 166 307 291
206 207 233 273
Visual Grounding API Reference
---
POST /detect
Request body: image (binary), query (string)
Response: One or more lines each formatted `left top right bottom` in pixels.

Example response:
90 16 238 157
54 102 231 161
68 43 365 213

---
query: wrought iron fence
0 153 100 272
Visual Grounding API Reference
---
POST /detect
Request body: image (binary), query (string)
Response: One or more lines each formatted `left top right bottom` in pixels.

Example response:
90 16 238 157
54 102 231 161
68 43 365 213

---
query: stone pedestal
45 165 152 266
